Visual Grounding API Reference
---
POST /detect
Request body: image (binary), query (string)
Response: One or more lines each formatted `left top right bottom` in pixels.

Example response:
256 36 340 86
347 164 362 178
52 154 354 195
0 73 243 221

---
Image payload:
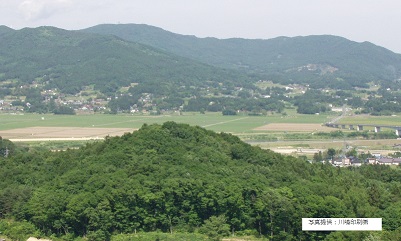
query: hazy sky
1 0 401 53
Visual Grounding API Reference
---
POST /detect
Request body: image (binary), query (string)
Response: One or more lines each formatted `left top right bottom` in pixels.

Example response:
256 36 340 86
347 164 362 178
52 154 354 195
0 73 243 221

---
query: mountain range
0 25 249 95
83 24 401 88
1 23 401 96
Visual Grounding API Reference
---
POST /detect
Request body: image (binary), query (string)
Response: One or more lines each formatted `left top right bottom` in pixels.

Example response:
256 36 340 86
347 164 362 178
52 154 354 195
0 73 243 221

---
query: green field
340 114 401 126
5 111 401 156
0 110 335 134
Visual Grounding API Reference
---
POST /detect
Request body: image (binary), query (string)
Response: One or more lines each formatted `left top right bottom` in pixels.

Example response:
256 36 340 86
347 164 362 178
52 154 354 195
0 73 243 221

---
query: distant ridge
0 26 250 94
83 24 401 88
0 25 13 36
1 23 401 95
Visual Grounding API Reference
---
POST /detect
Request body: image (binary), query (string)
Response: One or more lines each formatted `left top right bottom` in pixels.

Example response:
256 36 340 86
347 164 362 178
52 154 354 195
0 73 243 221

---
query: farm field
2 111 401 157
340 114 401 126
253 139 401 156
254 123 334 132
0 127 135 140
0 111 335 135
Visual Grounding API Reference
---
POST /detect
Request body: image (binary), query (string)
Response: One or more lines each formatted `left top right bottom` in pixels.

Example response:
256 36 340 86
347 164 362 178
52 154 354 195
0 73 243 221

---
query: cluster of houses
332 155 401 167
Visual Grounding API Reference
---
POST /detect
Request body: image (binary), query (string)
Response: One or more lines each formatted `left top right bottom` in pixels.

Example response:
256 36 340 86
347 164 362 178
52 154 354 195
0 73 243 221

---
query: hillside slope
0 26 250 95
1 122 401 240
84 24 401 87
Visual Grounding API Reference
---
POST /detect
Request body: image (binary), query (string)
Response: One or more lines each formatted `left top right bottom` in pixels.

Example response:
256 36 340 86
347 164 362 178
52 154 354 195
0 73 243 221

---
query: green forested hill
1 122 401 240
84 24 401 88
0 26 250 95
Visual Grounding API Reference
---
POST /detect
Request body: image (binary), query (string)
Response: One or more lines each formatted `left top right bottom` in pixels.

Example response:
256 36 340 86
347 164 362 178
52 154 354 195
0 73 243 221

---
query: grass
340 114 401 126
0 110 335 134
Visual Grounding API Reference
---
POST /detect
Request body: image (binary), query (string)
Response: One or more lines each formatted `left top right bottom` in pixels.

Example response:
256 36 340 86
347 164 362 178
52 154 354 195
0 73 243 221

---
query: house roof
377 158 393 163
393 158 401 163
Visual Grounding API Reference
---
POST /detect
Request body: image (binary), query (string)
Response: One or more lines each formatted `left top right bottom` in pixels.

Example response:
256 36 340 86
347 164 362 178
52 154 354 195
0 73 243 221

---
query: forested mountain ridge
83 24 401 88
0 25 13 36
2 24 401 115
0 26 251 95
1 122 401 240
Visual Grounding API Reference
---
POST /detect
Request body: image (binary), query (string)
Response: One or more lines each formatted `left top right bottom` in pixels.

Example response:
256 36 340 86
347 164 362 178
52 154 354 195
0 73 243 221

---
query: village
331 155 401 167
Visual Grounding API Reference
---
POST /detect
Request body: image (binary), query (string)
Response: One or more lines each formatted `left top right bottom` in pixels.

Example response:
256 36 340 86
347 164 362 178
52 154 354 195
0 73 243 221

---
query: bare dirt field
253 139 401 157
254 123 334 132
0 126 136 141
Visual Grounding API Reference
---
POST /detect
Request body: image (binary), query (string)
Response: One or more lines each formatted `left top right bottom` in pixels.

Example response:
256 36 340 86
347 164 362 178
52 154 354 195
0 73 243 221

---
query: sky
1 0 401 53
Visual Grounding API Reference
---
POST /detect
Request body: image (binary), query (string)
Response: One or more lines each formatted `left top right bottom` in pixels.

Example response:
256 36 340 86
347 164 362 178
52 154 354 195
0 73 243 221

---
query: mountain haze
0 25 13 36
84 24 401 88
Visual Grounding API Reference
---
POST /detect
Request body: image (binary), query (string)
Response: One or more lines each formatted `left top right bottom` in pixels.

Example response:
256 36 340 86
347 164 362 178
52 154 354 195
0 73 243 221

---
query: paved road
329 105 347 124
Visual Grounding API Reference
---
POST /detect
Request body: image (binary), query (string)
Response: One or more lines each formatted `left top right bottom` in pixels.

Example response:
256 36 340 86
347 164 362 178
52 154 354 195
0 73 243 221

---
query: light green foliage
363 233 382 241
199 215 230 241
0 220 41 241
111 232 209 241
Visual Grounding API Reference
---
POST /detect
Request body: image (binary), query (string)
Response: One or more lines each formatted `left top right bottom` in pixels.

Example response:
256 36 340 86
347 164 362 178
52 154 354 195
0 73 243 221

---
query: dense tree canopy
1 122 401 240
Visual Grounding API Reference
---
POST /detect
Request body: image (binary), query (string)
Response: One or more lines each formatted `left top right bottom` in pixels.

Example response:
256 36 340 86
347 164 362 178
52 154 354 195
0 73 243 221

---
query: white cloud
18 0 73 21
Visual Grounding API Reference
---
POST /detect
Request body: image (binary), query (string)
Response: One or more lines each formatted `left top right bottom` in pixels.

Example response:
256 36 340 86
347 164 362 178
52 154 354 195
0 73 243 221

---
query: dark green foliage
24 88 47 113
0 88 11 98
373 131 398 139
327 148 336 160
184 97 284 113
222 109 237 115
53 106 75 115
364 91 401 115
314 130 394 140
0 137 17 157
0 122 400 240
292 90 332 114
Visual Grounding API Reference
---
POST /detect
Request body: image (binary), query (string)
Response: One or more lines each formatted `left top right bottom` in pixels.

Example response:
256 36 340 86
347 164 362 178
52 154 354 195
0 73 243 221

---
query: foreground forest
1 122 401 241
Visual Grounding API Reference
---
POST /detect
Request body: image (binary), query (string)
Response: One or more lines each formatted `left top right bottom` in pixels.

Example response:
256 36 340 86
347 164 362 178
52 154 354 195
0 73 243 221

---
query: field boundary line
93 116 165 127
202 117 249 128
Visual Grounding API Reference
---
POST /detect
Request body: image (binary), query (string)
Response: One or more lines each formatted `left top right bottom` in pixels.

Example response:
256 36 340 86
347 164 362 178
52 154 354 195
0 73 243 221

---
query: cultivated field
340 114 401 126
0 127 135 141
1 111 401 156
0 111 334 134
254 139 401 156
254 123 334 132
